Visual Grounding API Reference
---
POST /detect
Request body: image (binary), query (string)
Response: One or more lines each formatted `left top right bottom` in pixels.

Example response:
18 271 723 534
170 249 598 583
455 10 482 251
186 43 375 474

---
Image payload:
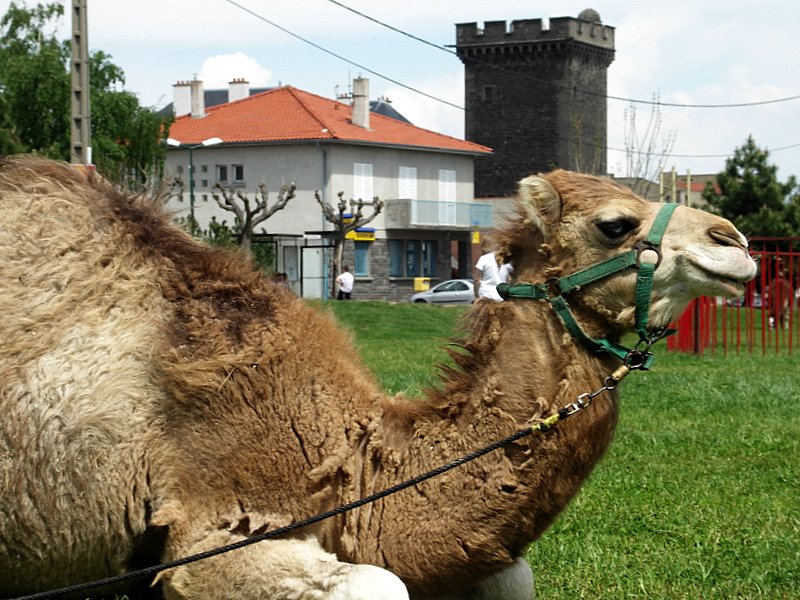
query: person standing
474 250 512 301
768 269 794 329
336 265 354 300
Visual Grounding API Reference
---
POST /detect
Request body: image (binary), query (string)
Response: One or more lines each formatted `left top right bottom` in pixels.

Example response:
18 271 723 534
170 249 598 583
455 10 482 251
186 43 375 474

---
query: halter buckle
545 277 563 297
633 240 663 268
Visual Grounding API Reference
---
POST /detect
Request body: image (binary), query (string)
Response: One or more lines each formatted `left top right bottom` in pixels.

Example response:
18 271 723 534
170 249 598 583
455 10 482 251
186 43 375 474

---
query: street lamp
166 136 223 225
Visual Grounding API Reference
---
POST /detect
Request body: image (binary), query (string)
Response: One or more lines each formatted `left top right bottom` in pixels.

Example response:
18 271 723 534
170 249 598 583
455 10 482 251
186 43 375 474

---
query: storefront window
388 239 438 277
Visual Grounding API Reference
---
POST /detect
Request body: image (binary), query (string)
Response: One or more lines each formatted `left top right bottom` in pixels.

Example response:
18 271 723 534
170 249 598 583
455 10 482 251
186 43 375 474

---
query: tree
211 182 297 252
90 50 172 190
314 190 384 298
617 94 676 198
0 2 70 158
703 135 799 241
0 2 170 188
0 94 25 155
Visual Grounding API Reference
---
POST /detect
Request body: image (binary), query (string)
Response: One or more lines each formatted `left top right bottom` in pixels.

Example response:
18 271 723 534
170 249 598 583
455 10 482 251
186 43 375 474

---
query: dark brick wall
457 16 615 198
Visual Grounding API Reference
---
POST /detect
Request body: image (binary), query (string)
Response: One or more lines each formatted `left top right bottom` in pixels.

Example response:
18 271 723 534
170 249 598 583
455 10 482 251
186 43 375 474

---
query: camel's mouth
675 243 756 300
705 273 747 298
688 260 754 298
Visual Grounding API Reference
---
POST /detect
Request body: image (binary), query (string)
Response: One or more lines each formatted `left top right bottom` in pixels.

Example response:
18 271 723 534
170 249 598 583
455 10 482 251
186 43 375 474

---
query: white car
410 279 474 305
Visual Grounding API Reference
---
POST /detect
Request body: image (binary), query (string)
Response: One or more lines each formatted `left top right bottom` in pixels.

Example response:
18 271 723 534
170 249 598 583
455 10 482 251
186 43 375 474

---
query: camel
0 156 756 600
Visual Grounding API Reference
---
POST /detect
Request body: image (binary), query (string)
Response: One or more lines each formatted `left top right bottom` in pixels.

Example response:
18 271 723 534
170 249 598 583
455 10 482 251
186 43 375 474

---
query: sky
8 0 800 181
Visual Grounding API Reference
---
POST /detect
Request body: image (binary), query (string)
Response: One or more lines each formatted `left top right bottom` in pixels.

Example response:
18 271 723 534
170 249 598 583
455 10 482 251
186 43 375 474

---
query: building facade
165 78 493 301
456 9 615 197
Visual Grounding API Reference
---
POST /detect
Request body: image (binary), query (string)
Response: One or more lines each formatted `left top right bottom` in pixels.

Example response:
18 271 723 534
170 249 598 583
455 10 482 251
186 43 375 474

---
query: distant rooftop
161 87 412 124
166 85 491 156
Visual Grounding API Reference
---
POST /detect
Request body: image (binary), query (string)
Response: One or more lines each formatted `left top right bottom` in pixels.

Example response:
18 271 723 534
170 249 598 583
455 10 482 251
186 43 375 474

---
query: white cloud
37 0 799 178
381 70 465 138
197 53 272 88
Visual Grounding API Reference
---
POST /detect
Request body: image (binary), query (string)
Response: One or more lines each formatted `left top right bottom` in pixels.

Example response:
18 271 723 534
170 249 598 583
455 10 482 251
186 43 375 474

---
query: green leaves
703 135 799 241
0 1 170 190
0 2 69 158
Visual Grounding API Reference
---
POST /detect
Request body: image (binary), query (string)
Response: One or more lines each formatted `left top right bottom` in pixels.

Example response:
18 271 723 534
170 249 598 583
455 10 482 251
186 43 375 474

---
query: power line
607 141 800 159
325 0 800 110
218 0 799 160
219 0 462 110
326 0 448 54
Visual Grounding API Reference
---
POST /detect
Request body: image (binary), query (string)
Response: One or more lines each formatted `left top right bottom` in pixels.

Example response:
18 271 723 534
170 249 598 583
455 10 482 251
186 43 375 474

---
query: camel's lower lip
694 266 746 297
717 277 746 297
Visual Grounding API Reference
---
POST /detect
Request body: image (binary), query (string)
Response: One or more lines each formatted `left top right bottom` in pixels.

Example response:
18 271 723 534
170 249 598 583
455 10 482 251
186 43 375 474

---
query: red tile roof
167 86 492 155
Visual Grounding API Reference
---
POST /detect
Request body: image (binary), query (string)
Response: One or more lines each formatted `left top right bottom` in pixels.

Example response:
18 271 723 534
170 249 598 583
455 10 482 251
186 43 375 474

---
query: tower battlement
456 9 615 197
456 11 614 52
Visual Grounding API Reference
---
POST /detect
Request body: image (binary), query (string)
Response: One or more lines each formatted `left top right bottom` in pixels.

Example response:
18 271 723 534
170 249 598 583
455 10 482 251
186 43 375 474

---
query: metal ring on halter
633 240 663 268
624 349 650 370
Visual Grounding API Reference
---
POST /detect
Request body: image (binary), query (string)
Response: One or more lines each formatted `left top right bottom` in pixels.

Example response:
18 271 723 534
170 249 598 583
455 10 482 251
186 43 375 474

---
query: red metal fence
667 238 800 355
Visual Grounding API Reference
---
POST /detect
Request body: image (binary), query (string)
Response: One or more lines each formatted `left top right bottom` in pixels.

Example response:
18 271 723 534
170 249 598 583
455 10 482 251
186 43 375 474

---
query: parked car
410 279 474 305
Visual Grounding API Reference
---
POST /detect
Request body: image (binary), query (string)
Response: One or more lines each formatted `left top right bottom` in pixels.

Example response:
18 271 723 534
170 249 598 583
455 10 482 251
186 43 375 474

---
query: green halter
497 202 679 369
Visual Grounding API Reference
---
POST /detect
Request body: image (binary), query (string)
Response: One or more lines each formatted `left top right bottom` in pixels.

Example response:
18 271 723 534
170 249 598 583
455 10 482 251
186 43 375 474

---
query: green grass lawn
329 301 800 599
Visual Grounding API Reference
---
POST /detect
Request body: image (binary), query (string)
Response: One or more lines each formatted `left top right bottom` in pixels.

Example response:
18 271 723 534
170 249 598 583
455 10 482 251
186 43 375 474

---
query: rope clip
563 392 594 416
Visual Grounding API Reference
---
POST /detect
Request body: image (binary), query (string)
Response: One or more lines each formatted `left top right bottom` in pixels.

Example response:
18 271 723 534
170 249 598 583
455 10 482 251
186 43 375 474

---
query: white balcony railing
385 198 494 229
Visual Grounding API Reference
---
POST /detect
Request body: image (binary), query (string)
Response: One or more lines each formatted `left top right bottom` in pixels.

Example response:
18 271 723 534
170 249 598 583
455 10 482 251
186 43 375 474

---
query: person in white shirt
474 250 513 301
335 265 354 300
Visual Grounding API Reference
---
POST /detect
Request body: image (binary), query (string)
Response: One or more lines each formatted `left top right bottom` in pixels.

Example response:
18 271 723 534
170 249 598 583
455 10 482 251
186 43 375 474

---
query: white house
165 77 493 300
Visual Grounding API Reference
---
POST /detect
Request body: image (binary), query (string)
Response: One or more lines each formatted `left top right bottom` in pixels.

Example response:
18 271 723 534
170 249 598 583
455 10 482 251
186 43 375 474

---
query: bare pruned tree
621 93 676 198
212 182 297 252
315 190 384 298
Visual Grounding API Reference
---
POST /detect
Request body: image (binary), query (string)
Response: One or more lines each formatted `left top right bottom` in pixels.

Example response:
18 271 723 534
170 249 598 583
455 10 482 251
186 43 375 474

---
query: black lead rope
8 404 592 600
11 335 666 600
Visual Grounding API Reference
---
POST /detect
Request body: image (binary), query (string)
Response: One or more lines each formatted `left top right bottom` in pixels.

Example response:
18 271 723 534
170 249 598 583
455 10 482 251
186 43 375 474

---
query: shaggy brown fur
0 156 756 599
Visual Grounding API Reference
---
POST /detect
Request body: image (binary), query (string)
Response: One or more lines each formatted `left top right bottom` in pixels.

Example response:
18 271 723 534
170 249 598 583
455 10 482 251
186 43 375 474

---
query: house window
201 179 208 187
389 240 404 277
354 162 373 201
201 165 208 173
354 241 370 276
398 166 417 199
482 85 495 102
232 164 245 185
216 164 228 184
438 169 456 201
438 169 457 225
176 165 184 176
388 239 437 277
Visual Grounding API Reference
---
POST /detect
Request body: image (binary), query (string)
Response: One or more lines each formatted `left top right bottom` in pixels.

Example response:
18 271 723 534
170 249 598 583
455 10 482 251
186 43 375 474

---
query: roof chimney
172 80 191 116
228 77 250 103
190 78 205 118
351 77 370 129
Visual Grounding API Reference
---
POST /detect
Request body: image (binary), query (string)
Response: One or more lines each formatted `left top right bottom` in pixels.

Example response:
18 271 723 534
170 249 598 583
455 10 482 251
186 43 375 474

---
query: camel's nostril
709 227 746 250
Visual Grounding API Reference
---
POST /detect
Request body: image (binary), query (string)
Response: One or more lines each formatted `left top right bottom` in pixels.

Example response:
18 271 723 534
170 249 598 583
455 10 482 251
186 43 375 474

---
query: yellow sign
345 229 376 241
472 231 481 244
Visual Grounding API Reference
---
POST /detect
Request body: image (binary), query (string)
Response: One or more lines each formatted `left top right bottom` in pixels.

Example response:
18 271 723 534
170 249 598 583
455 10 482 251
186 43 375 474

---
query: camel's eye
596 217 637 239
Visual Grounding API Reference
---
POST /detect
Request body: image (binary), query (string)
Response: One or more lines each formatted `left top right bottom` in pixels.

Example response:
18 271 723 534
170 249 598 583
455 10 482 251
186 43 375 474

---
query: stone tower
456 9 615 197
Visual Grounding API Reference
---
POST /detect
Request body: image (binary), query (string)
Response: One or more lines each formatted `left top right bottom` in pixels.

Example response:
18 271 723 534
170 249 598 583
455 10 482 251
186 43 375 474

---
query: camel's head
496 170 757 333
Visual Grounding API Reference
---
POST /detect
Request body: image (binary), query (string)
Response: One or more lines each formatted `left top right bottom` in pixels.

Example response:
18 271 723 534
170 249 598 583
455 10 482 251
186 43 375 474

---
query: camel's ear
517 175 562 234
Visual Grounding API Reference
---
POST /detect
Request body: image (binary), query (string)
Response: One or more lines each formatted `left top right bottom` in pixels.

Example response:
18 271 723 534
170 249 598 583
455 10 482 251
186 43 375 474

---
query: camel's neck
425 299 618 424
340 299 622 595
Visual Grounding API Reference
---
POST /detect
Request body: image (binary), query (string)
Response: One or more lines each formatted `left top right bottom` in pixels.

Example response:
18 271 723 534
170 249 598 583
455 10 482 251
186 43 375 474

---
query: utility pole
70 0 91 165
